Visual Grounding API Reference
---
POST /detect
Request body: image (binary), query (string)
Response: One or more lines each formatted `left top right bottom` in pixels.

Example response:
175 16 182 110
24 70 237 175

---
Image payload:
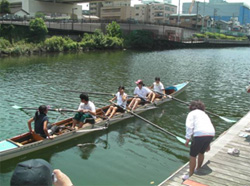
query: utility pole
213 8 217 23
196 1 199 29
177 0 180 26
202 0 205 30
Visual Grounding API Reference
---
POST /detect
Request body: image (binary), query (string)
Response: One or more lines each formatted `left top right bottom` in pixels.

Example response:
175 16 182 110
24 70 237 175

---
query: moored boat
0 82 189 162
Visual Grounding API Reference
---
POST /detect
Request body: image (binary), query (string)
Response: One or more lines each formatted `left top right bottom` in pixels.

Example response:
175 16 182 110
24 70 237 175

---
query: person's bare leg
189 156 196 177
105 106 113 116
128 98 136 109
132 98 141 111
196 153 204 170
109 107 118 119
72 119 78 129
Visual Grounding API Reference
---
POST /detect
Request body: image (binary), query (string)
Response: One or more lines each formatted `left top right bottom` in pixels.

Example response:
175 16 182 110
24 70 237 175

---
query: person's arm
185 113 194 146
109 96 117 103
28 118 34 133
122 94 127 102
83 103 96 116
53 169 73 186
149 84 154 89
43 120 53 139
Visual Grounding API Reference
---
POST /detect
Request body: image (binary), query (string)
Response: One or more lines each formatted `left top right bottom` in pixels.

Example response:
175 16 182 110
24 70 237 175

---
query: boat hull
0 82 189 162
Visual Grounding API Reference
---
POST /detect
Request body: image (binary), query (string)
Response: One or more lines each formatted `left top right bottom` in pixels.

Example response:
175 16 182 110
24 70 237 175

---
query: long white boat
0 82 189 162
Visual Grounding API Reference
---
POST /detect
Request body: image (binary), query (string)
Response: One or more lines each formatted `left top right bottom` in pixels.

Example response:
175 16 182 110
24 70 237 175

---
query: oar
166 95 236 123
63 90 134 97
12 105 78 113
110 101 187 144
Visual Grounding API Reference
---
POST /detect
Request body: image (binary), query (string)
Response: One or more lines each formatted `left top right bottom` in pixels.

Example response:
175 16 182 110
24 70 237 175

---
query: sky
79 0 250 10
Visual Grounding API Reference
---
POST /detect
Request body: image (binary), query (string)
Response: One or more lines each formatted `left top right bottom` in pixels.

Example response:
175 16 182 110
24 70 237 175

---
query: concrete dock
159 111 250 186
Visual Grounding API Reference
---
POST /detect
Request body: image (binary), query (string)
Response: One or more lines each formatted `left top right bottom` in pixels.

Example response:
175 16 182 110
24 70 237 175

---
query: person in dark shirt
28 105 52 139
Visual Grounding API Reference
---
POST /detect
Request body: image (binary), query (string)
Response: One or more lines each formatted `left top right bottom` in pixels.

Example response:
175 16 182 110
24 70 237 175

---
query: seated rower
28 105 53 139
72 93 96 129
128 79 155 111
105 86 127 119
149 77 166 101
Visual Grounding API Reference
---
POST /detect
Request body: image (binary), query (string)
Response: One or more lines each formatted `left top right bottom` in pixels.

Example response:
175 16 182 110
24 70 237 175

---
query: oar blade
176 136 186 144
220 116 236 123
12 105 22 110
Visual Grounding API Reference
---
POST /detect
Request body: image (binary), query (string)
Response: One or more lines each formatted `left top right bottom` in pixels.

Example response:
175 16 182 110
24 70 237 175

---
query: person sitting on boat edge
105 86 128 119
28 105 53 139
72 93 96 129
149 77 166 101
128 79 155 111
182 100 215 181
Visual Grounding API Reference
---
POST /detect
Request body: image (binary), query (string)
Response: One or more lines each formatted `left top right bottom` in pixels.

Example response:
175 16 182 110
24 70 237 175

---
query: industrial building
182 0 250 25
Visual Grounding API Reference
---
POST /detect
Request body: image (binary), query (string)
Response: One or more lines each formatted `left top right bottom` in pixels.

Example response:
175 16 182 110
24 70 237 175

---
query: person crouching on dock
72 93 96 129
105 86 128 119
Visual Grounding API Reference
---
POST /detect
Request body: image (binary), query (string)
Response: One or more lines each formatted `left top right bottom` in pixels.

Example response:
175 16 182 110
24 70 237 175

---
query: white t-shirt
185 109 215 139
134 86 151 100
116 92 127 108
153 82 164 93
78 101 96 119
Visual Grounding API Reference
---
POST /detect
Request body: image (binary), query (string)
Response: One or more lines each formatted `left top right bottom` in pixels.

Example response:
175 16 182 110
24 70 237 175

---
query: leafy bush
44 36 65 52
0 37 11 49
106 21 122 38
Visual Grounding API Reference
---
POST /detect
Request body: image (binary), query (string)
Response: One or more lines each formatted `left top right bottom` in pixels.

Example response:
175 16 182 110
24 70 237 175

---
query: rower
128 79 155 111
27 105 53 139
72 93 96 129
149 77 166 101
105 86 128 119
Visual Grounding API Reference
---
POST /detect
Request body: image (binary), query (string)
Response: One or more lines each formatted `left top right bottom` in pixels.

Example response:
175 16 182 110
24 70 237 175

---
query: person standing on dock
105 86 128 119
183 100 215 180
72 93 96 129
28 105 52 139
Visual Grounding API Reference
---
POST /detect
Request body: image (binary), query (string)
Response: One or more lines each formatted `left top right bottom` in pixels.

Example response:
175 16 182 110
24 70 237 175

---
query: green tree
106 21 122 38
0 0 10 14
0 24 15 43
125 30 154 49
35 12 45 19
29 18 48 43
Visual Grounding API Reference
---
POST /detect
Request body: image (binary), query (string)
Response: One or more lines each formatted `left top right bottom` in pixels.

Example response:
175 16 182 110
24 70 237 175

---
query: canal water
0 48 249 185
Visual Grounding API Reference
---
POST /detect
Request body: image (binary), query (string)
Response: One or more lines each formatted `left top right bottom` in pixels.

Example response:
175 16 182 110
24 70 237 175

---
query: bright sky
79 0 250 10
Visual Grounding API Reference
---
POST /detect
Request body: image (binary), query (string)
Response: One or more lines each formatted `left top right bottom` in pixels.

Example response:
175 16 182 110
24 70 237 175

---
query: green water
0 48 249 185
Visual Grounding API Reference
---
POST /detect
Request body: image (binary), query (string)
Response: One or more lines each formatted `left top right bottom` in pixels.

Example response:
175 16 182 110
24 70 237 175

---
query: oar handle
63 90 134 98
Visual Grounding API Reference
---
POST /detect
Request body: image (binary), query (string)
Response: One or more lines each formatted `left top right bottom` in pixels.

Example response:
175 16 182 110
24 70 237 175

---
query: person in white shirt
105 86 128 119
149 77 166 101
182 100 215 180
128 79 155 111
72 93 96 129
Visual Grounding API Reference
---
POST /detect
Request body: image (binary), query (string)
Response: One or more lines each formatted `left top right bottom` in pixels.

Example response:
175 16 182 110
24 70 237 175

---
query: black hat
10 159 53 186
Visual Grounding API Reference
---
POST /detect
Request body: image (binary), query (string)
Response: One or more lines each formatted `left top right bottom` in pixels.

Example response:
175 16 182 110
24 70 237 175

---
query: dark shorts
115 106 125 113
190 136 213 157
73 112 95 124
139 97 147 104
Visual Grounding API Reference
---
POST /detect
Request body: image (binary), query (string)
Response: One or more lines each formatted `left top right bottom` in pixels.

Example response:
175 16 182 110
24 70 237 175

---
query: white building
8 0 82 18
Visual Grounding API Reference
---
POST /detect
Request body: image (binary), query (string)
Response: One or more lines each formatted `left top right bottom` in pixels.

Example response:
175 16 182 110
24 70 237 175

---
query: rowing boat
0 82 189 162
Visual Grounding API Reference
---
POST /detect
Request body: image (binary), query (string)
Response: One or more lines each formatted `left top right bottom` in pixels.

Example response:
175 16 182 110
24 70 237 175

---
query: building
7 0 82 18
89 0 134 21
168 14 212 29
134 3 177 24
182 0 250 25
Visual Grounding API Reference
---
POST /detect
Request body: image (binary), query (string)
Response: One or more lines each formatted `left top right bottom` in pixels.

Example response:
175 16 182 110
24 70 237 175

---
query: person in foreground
28 105 53 139
182 100 215 180
10 159 73 186
72 93 96 129
128 79 155 111
105 86 128 119
149 77 166 101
